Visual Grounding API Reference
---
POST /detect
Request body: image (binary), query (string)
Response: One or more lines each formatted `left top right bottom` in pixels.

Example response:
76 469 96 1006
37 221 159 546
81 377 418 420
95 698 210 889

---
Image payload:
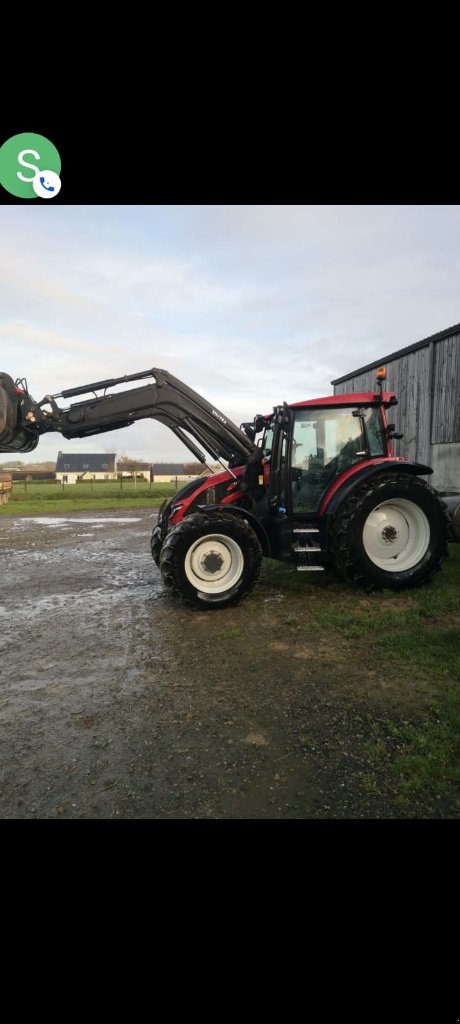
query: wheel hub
201 550 224 573
362 498 430 572
184 532 245 594
381 524 399 544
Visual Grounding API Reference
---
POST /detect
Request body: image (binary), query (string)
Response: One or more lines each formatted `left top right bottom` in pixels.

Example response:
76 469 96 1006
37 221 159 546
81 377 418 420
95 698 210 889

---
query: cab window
291 408 364 513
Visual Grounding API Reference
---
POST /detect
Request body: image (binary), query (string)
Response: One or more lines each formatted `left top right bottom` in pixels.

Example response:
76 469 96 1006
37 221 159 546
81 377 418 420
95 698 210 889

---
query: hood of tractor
158 467 244 527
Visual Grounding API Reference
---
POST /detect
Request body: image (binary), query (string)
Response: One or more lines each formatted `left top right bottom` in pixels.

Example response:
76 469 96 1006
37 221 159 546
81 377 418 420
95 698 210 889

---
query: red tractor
0 366 450 609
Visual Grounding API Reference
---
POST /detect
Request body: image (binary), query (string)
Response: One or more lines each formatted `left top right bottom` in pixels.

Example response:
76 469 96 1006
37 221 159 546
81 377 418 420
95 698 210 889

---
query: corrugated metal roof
56 453 116 472
331 322 460 385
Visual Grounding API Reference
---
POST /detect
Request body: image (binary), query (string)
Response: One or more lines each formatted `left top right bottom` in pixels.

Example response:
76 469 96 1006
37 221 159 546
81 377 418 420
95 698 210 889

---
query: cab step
292 522 327 571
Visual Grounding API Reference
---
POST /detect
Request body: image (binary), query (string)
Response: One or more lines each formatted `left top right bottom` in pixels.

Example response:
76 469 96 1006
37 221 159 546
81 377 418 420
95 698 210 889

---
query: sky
1 204 459 464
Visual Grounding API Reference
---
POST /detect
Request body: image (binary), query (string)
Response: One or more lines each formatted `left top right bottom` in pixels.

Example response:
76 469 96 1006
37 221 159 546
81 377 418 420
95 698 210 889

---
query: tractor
0 365 451 609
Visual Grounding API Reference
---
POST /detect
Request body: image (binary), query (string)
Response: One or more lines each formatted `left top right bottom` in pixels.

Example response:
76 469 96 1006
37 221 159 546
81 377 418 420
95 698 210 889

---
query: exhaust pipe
0 373 39 453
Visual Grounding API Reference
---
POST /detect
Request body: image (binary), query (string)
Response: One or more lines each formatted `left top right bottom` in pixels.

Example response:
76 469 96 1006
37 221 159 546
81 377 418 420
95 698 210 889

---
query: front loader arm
0 367 256 466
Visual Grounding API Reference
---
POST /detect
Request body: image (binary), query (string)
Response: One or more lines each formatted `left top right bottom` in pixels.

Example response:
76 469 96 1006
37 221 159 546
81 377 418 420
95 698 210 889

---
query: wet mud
0 509 450 818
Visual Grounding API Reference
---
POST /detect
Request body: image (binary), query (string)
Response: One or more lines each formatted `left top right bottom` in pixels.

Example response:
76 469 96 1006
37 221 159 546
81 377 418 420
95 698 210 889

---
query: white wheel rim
363 498 431 572
184 533 244 594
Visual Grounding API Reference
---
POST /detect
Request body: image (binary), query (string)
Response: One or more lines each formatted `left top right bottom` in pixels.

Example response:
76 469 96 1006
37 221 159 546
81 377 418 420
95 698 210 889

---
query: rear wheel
159 513 262 609
331 473 449 590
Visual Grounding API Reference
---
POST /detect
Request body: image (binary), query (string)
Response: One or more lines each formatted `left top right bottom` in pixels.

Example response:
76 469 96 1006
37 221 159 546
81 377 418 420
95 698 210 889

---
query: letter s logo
0 133 61 198
17 149 41 182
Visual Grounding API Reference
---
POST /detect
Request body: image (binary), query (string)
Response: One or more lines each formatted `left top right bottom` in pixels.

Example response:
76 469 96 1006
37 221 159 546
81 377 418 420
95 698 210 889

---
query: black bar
58 369 154 399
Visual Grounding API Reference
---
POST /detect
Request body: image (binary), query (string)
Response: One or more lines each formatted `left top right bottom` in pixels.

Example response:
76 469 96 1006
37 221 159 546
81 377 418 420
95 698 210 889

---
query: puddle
16 517 141 528
0 577 161 623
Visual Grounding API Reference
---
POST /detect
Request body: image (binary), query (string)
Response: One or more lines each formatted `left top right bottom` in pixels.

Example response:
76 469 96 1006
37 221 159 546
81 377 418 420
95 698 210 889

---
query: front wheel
159 513 262 609
330 473 449 590
150 524 163 567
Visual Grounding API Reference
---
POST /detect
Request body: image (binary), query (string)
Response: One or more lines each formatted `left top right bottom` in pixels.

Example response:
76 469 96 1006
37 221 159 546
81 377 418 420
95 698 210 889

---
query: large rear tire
330 474 449 590
159 513 262 609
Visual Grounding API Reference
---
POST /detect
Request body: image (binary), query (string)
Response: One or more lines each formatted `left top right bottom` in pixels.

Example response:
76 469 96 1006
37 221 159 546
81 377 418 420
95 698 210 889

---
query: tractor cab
254 392 397 567
259 394 391 513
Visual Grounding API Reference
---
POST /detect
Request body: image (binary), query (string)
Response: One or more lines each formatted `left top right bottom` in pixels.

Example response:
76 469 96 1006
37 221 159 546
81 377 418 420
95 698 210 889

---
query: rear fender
322 460 434 518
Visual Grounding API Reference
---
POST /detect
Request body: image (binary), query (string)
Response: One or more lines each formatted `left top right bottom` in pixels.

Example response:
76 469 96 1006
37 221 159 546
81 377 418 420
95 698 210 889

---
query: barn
331 322 460 496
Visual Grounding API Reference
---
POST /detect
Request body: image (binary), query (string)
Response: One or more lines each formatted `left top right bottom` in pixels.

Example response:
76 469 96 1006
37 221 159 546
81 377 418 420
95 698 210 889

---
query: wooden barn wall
333 332 460 490
333 345 432 464
431 332 460 444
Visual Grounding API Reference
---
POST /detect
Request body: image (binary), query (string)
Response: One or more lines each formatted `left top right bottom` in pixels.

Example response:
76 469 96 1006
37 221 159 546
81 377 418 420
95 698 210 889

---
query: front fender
197 502 272 557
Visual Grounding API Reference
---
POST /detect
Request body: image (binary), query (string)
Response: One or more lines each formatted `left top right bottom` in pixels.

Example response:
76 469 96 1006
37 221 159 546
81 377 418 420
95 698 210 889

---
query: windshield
292 409 365 471
290 405 385 513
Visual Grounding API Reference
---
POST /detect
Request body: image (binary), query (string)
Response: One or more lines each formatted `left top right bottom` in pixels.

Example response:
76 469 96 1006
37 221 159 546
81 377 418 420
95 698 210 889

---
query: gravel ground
0 508 449 818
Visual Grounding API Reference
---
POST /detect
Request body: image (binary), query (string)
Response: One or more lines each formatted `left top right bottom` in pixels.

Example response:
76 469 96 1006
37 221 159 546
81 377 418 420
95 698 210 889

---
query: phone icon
32 169 61 198
39 176 55 192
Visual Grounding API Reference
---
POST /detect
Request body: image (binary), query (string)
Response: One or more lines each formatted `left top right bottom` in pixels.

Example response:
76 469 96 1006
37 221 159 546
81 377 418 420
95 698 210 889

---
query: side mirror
241 422 256 442
386 423 404 440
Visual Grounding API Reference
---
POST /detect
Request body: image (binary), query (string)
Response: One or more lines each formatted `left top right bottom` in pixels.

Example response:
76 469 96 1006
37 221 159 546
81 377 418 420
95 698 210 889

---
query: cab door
263 406 293 559
288 407 366 515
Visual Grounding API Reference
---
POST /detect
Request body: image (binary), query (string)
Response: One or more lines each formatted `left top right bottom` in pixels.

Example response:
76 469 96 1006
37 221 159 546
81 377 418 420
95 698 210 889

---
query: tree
183 462 205 476
117 456 145 489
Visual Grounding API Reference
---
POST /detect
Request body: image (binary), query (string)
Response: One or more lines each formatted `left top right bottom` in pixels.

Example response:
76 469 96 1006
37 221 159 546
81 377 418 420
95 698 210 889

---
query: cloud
1 204 459 463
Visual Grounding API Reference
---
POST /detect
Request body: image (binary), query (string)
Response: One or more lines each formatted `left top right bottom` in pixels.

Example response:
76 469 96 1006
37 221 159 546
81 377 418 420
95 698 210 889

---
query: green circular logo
0 133 61 198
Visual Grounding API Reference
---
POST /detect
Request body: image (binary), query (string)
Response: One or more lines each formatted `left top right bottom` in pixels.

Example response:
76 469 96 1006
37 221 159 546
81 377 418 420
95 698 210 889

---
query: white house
55 452 117 484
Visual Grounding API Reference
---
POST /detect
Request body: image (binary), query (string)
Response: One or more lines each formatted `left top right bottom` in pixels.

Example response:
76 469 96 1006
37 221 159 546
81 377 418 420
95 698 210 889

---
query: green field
0 479 178 515
261 543 460 813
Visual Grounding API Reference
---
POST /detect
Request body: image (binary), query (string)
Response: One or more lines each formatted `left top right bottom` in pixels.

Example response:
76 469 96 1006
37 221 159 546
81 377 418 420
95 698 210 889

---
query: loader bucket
0 374 39 453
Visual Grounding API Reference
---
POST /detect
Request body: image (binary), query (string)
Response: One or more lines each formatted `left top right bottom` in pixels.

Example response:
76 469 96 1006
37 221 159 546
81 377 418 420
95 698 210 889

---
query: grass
262 545 460 812
393 690 460 808
0 479 178 515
